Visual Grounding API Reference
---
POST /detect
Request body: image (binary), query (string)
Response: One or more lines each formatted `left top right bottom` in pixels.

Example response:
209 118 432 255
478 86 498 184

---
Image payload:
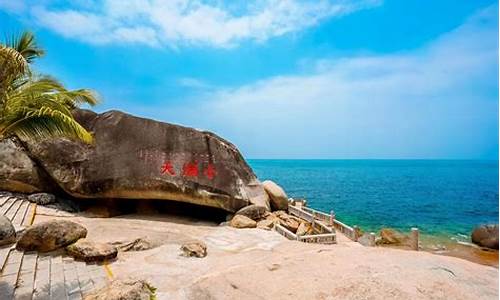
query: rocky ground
31 206 499 300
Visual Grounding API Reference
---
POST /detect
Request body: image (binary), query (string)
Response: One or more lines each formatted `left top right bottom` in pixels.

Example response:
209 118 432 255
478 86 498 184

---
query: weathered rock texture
377 228 409 246
472 224 499 250
84 279 156 300
0 138 54 193
180 240 207 258
235 205 269 221
262 180 289 211
0 215 16 246
27 193 56 205
8 109 267 213
16 220 87 252
230 215 257 229
66 239 118 262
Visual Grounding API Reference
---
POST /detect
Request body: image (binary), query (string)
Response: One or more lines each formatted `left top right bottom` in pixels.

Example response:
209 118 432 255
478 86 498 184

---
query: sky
0 0 498 159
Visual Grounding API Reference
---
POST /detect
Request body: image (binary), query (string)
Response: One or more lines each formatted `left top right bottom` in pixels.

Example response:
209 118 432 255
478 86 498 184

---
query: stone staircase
0 194 110 299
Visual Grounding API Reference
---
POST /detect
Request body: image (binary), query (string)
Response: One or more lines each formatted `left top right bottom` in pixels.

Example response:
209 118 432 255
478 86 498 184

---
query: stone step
14 251 37 300
0 245 13 273
12 201 30 228
0 197 16 215
0 249 24 299
0 195 11 207
22 203 36 227
5 199 24 222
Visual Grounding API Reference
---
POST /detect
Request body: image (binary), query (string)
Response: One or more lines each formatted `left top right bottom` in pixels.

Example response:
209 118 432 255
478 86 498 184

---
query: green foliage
0 31 99 143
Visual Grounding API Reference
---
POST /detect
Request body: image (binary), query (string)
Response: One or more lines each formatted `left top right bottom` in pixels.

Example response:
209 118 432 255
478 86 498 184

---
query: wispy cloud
4 0 381 48
158 5 498 158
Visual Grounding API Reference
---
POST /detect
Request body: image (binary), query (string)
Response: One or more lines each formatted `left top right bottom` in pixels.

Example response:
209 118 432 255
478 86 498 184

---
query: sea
248 159 499 245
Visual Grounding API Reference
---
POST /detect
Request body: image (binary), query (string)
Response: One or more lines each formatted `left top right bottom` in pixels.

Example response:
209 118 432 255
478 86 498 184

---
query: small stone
113 238 156 252
16 220 87 252
27 193 55 205
235 205 268 221
66 239 118 262
84 279 156 300
0 215 16 246
180 240 207 258
257 219 275 230
230 215 257 229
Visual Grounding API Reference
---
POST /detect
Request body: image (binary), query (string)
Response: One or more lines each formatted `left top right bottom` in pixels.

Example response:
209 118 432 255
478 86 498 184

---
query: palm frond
0 105 93 143
6 31 44 63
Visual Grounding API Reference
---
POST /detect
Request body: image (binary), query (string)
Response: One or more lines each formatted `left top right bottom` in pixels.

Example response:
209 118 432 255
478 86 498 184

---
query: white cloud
5 0 380 48
157 5 498 158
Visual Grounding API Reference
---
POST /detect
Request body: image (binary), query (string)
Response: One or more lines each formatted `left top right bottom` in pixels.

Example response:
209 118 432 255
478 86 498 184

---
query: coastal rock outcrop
66 239 118 262
0 215 16 246
13 109 266 213
16 220 87 252
262 180 289 211
472 224 499 250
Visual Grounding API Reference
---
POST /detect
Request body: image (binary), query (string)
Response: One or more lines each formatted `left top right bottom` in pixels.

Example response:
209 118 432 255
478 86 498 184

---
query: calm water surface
248 160 499 242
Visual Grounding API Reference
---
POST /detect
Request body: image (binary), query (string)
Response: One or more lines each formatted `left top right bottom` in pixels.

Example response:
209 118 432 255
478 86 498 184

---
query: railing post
329 210 334 226
353 225 361 242
369 232 376 247
411 227 419 251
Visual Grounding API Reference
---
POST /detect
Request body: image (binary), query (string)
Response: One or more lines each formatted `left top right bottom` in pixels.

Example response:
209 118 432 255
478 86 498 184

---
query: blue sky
0 0 498 159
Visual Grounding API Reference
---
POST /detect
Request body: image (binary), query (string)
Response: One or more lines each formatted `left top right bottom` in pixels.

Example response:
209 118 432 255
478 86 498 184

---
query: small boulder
257 219 275 230
180 240 207 258
84 279 156 300
67 239 118 262
378 228 409 245
27 193 56 205
230 215 257 229
16 220 87 252
0 215 16 246
262 180 289 211
235 205 268 221
472 224 499 250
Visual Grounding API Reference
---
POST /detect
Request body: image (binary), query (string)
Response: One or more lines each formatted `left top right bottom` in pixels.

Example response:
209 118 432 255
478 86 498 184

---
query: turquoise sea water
248 160 499 241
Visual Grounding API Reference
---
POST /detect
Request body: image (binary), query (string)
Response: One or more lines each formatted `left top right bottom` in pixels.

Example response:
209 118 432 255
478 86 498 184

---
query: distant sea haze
248 159 499 242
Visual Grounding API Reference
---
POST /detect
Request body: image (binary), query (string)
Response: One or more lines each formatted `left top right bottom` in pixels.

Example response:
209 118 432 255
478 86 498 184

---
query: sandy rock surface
34 211 499 300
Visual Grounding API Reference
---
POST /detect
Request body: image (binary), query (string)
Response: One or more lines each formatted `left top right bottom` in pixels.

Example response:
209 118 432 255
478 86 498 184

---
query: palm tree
0 31 99 143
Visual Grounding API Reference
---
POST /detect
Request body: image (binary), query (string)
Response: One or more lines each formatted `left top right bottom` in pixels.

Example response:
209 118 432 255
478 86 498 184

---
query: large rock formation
6 109 267 213
0 138 54 193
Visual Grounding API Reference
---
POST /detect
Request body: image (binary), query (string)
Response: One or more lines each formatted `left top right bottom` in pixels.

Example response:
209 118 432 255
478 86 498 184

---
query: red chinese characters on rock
204 163 216 180
160 161 175 176
160 160 216 180
182 161 199 177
